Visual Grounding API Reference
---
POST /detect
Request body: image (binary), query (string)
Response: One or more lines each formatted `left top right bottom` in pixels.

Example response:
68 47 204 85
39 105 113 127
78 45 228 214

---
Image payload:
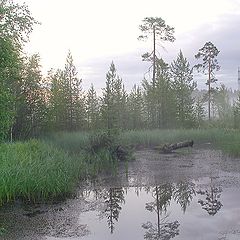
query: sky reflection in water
51 177 240 240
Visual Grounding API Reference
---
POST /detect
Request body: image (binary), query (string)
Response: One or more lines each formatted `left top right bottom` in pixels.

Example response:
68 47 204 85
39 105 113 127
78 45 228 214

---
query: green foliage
48 51 86 132
171 50 196 128
143 58 176 128
47 69 66 130
86 84 99 130
0 0 39 45
13 54 47 139
195 42 220 78
194 97 205 128
101 62 127 131
233 93 240 129
127 84 144 129
88 131 118 153
138 17 175 87
0 0 38 140
138 17 175 42
44 131 128 177
64 51 86 130
0 86 14 141
0 37 21 141
0 140 84 204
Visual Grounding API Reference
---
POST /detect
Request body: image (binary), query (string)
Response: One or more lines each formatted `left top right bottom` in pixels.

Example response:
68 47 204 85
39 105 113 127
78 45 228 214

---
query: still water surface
44 177 240 240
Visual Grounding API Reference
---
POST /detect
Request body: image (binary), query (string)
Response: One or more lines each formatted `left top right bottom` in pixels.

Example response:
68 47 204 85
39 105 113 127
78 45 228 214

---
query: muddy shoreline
96 143 240 188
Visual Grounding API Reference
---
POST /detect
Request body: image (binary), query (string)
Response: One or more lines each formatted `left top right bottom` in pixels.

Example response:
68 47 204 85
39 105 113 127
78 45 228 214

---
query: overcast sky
22 0 240 91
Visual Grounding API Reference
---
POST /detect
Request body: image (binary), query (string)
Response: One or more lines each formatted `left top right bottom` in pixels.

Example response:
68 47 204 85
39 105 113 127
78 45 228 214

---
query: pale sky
22 0 240 91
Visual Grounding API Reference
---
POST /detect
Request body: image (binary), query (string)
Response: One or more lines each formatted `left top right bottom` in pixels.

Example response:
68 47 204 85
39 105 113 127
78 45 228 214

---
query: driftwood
154 140 194 153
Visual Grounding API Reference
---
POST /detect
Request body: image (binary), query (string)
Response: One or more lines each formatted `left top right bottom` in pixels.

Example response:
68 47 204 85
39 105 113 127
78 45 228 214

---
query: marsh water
1 147 240 240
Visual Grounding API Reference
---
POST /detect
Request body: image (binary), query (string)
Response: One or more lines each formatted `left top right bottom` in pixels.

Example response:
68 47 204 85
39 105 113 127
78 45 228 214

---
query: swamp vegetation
1 128 240 206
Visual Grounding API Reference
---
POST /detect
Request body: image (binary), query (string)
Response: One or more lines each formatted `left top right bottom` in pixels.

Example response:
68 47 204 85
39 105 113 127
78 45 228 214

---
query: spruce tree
48 69 68 131
127 85 143 129
155 58 176 128
170 50 196 128
142 58 176 129
101 62 126 132
86 84 99 130
64 51 85 130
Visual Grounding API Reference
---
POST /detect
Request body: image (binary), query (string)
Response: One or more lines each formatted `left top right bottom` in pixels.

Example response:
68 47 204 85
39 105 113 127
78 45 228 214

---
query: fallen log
154 140 194 153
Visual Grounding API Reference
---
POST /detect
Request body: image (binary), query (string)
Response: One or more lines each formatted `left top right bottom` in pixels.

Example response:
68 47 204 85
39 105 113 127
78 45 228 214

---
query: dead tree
154 140 194 153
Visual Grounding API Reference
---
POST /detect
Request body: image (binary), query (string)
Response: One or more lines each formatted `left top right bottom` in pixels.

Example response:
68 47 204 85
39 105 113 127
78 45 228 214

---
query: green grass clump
0 139 84 205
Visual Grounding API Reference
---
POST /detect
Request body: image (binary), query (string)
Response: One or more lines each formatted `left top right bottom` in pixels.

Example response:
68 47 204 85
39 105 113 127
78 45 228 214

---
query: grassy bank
120 128 240 157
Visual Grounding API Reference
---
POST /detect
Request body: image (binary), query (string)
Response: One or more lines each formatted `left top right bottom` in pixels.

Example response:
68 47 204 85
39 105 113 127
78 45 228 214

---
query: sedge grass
0 139 85 205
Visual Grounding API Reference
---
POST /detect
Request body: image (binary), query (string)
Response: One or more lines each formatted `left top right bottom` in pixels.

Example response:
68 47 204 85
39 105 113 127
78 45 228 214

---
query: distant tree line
1 1 240 142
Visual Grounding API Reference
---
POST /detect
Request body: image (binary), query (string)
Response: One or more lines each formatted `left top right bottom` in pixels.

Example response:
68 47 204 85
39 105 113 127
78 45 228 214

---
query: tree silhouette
197 178 223 216
173 181 196 213
142 184 180 240
102 187 125 233
171 50 196 128
138 17 175 88
195 42 220 120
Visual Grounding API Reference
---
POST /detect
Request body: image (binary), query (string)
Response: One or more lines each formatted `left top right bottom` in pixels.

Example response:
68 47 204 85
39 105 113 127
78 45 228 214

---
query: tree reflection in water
173 181 196 213
142 184 180 240
101 187 125 234
197 178 223 216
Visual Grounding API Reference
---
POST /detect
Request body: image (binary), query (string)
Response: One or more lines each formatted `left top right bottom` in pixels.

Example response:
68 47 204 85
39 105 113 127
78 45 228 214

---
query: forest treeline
1 1 240 142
